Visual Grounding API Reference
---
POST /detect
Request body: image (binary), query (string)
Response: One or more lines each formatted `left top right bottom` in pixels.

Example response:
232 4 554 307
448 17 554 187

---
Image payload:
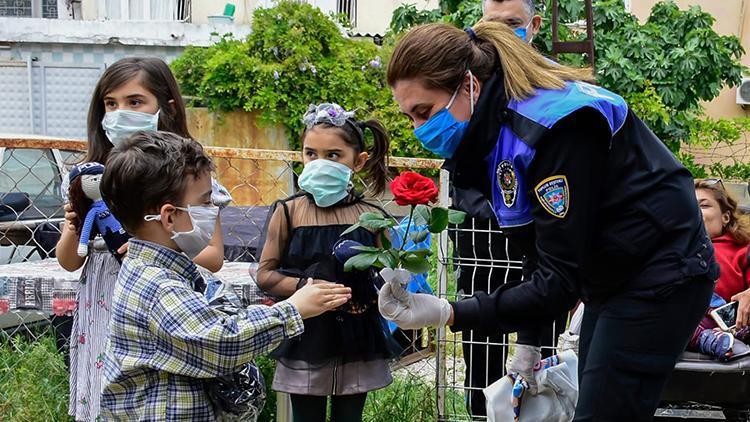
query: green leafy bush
388 0 750 177
172 1 433 160
0 333 71 421
174 0 749 178
256 355 277 422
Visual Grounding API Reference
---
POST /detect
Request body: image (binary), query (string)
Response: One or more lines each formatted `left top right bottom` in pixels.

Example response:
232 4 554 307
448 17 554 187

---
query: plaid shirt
101 240 303 421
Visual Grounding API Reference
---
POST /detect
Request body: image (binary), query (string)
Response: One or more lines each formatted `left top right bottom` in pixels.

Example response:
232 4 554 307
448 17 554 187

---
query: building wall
631 0 750 119
42 0 438 37
190 0 440 36
354 0 439 36
0 42 185 139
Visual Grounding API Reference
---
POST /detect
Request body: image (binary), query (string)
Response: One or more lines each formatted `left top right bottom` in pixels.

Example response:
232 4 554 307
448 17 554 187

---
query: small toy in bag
67 162 130 260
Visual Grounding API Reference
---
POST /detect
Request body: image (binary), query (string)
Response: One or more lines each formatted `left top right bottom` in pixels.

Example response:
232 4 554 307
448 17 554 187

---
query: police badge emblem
535 175 569 218
496 160 517 208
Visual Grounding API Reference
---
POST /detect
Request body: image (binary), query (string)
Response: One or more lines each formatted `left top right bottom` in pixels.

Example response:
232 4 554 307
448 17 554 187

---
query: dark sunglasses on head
703 178 725 191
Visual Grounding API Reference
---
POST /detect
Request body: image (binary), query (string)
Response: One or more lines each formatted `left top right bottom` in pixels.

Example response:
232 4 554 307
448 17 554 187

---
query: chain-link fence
0 135 571 421
0 136 453 421
435 214 568 421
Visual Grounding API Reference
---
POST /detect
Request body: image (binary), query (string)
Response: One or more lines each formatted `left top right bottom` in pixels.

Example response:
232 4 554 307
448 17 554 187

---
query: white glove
506 344 542 395
557 331 580 354
77 243 88 257
378 268 451 330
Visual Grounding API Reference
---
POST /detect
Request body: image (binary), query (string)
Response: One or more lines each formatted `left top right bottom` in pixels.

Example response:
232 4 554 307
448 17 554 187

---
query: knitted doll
68 162 130 260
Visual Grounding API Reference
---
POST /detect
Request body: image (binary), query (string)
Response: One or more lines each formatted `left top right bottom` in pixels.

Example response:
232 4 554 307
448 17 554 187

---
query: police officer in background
379 20 718 421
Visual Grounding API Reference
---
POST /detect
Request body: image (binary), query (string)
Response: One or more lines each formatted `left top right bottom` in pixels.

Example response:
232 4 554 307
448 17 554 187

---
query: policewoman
378 21 718 421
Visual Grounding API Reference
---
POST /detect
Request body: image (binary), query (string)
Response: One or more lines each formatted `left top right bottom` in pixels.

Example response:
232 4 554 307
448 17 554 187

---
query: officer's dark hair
695 179 750 244
100 131 215 233
387 21 593 101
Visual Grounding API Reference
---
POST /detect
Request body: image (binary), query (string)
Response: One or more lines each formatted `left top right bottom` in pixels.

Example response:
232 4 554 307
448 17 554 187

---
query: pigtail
360 119 390 196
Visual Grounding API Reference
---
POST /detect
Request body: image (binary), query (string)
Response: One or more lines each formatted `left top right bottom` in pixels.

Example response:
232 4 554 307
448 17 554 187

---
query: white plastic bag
485 350 579 422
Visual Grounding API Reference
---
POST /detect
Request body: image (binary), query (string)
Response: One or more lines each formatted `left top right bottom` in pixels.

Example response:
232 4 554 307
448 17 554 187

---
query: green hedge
172 1 431 161
0 333 71 421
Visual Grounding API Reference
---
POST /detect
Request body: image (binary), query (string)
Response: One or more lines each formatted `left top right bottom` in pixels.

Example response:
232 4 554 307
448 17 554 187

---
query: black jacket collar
443 71 509 200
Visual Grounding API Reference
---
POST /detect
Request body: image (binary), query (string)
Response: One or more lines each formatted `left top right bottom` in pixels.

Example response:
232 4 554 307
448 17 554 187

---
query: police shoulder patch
534 175 569 218
496 160 518 208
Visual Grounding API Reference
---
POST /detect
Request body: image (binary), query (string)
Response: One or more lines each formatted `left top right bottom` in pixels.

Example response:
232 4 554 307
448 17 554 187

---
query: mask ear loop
171 206 199 239
445 84 461 110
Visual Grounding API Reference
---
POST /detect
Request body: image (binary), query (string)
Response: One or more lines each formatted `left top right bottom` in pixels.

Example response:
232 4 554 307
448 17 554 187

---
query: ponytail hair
301 117 390 196
359 119 390 196
387 21 594 100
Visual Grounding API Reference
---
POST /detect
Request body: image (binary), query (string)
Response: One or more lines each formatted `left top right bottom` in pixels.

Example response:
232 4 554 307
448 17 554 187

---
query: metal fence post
276 392 292 422
435 169 450 420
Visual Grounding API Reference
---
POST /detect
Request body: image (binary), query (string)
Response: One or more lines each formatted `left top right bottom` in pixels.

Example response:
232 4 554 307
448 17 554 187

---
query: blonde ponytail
472 20 594 100
387 21 595 101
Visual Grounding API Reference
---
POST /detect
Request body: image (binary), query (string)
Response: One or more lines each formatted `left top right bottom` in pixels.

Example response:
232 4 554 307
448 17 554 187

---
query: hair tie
465 27 478 42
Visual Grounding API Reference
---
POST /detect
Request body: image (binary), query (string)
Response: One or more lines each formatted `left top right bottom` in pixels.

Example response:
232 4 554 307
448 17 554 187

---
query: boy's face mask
102 109 160 146
413 70 475 159
144 204 219 259
297 158 353 207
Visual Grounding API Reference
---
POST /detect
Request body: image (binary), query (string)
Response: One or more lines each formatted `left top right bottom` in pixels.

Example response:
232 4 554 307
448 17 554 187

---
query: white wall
194 0 439 35
78 0 439 36
0 17 251 47
191 0 253 24
355 0 439 35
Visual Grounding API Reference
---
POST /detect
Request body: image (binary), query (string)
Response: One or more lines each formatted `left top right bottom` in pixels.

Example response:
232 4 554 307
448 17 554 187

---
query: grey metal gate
0 58 104 139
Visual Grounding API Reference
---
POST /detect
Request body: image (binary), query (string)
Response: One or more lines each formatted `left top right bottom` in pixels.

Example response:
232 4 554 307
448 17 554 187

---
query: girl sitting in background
690 179 750 360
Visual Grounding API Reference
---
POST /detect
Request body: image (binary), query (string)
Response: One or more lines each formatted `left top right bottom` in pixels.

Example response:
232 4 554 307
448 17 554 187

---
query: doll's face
81 174 103 201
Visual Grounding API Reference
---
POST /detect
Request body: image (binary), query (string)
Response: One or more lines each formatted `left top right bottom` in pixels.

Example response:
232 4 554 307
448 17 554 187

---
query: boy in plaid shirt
99 131 352 420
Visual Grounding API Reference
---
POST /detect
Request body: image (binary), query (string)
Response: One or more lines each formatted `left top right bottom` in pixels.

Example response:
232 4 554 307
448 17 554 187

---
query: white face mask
102 109 160 146
145 204 219 259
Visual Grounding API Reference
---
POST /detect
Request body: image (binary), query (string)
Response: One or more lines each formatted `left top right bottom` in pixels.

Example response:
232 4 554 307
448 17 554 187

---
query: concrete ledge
0 17 252 47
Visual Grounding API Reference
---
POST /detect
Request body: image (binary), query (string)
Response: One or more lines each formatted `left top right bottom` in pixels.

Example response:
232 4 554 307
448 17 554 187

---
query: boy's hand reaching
287 278 351 319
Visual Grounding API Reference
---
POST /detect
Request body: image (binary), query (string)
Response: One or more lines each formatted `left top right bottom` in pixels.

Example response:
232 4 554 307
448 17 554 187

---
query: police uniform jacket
446 72 719 333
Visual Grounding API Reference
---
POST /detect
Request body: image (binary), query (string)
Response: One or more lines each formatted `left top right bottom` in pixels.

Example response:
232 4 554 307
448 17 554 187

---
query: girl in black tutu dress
257 103 393 422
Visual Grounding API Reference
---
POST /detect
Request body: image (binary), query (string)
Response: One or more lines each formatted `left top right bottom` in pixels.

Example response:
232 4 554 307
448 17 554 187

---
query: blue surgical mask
413 70 475 159
102 109 160 146
298 159 353 207
514 20 533 42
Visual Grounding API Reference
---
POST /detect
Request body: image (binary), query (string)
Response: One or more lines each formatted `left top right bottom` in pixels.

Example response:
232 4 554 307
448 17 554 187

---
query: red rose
390 171 439 206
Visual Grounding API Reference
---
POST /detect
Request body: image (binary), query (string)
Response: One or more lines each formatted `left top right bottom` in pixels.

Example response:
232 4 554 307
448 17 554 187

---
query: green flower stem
399 205 415 254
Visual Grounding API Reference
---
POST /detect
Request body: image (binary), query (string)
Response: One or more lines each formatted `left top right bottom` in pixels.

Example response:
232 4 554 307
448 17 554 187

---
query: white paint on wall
0 17 251 47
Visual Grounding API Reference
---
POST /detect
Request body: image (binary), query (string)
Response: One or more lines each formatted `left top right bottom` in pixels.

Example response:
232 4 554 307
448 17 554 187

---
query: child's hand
63 203 78 232
117 241 129 257
311 279 332 284
287 278 351 319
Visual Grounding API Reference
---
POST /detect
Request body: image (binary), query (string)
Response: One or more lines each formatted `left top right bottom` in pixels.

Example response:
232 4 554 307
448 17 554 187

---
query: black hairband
465 27 478 42
345 118 365 148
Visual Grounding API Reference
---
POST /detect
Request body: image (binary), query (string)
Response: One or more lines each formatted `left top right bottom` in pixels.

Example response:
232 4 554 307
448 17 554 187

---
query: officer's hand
506 344 542 395
378 269 451 330
731 289 750 330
